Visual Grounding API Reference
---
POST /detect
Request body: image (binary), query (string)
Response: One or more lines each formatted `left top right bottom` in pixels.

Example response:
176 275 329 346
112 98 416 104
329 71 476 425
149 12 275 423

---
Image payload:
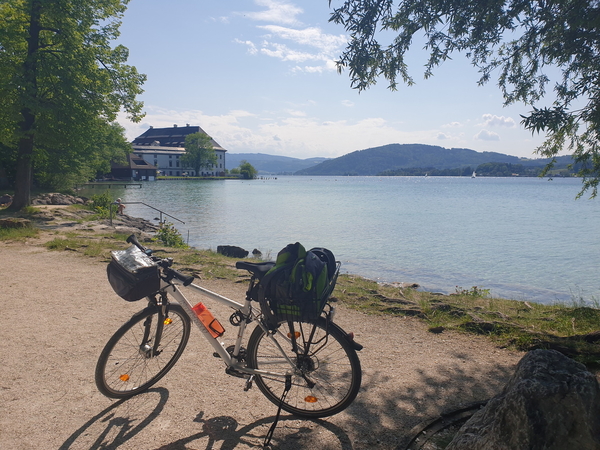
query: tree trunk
9 0 41 211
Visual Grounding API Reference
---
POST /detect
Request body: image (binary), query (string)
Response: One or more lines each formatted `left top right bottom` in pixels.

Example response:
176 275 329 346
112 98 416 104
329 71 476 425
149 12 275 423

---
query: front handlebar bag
107 245 160 301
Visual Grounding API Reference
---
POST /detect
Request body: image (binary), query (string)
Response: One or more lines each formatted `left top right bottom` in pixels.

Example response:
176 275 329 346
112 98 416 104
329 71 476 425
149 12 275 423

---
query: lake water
88 176 600 304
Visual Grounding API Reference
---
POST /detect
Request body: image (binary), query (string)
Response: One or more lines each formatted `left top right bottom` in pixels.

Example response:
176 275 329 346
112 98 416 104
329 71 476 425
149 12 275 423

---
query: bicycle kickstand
244 375 254 391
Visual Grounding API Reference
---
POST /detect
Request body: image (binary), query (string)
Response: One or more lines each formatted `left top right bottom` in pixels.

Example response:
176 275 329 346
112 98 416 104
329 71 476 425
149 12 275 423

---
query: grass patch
332 278 600 369
44 232 130 258
0 226 39 240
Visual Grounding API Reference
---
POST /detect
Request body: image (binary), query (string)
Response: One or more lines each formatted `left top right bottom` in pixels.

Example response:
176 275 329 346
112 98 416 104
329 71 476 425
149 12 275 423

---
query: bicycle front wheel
95 303 190 398
247 317 361 418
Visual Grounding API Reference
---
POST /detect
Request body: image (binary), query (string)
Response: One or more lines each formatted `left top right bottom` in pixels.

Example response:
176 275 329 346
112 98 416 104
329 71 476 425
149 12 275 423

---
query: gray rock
217 245 249 258
0 218 31 229
0 194 12 206
110 215 158 233
31 193 86 205
446 349 600 450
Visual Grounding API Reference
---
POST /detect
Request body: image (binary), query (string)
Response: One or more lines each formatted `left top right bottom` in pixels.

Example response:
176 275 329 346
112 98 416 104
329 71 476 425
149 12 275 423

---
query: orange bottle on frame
192 302 225 338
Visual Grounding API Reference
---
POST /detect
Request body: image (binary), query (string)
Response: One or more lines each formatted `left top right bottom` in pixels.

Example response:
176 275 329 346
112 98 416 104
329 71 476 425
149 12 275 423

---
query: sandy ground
0 239 524 450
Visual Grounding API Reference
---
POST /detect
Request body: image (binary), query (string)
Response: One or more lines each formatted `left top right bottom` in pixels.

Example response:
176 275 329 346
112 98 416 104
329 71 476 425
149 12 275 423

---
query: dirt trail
0 239 523 450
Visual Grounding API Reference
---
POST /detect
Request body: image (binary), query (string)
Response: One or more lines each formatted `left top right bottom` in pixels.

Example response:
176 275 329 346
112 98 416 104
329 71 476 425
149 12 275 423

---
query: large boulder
217 245 249 258
446 349 600 450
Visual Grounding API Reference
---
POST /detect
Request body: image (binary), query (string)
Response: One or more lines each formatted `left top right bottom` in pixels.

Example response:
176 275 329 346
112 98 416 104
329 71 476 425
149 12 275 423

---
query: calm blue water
94 176 600 304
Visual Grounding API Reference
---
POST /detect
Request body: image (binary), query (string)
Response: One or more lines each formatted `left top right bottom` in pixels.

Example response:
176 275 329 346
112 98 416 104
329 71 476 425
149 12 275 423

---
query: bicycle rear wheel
247 317 361 418
95 303 190 398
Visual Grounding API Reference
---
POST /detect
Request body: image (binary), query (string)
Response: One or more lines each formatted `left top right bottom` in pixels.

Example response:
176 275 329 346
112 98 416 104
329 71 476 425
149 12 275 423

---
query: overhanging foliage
329 0 600 196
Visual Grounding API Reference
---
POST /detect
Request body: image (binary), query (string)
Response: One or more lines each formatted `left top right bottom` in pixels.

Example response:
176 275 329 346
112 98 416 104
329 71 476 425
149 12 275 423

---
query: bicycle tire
246 317 361 418
95 303 190 398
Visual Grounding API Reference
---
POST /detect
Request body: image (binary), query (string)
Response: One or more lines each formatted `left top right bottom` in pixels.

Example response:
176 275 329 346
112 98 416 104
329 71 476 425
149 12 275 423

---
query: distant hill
294 144 571 176
226 153 328 175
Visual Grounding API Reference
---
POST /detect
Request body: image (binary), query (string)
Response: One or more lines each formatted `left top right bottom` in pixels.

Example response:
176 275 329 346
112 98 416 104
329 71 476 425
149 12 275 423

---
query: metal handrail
109 201 185 225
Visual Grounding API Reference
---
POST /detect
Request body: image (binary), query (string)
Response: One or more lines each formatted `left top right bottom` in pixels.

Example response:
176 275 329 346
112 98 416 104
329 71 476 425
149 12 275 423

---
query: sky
115 0 553 160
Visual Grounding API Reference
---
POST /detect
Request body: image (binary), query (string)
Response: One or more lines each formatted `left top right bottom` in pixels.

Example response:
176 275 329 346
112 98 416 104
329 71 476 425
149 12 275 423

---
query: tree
329 0 600 196
238 160 258 179
0 0 145 210
181 132 217 176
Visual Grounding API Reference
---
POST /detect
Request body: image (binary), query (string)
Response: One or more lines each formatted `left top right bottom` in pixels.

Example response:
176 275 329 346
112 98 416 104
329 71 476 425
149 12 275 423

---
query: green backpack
258 242 339 325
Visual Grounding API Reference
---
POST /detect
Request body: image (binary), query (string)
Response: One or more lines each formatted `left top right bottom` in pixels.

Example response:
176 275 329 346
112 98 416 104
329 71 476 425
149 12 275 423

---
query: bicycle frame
163 279 296 380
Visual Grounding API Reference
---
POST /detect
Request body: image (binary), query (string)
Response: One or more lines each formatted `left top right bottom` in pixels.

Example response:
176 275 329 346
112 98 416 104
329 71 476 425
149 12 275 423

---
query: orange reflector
304 396 318 403
164 317 173 325
287 331 301 339
119 374 130 382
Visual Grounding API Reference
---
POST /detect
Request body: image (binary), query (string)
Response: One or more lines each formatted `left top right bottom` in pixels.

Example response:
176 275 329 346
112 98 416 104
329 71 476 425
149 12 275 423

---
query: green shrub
89 192 115 219
454 285 491 298
154 222 188 248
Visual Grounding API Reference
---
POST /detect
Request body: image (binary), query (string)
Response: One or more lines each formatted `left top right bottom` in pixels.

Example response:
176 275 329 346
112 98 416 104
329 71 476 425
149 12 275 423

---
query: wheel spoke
95 304 190 398
247 318 361 418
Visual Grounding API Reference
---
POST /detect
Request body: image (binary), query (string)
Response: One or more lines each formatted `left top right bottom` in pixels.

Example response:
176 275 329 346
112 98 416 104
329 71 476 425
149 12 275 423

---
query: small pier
75 183 142 189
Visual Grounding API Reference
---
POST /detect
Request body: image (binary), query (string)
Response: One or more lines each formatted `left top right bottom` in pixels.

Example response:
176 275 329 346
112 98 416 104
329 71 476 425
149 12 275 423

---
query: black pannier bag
107 245 161 301
258 242 340 325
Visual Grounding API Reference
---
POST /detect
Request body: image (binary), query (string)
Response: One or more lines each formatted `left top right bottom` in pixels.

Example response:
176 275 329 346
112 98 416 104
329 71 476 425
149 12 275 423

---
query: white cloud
287 109 306 117
229 110 256 118
342 100 354 107
234 39 258 55
234 10 347 72
474 129 501 141
258 25 346 53
120 107 487 159
480 114 516 127
260 42 318 63
241 0 303 26
297 65 325 73
437 132 450 140
442 121 463 128
253 26 346 71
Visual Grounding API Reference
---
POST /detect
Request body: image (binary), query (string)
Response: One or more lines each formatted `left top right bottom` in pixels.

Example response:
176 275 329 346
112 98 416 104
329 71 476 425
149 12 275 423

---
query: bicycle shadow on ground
143 352 516 450
58 388 169 450
56 351 516 450
57 387 351 450
153 413 354 450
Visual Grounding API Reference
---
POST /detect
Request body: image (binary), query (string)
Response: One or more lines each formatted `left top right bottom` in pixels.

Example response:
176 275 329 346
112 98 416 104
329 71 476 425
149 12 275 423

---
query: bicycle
95 235 362 419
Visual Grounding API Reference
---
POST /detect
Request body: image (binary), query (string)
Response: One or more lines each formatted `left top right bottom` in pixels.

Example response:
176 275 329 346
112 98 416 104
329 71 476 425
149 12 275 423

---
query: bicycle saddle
235 261 275 279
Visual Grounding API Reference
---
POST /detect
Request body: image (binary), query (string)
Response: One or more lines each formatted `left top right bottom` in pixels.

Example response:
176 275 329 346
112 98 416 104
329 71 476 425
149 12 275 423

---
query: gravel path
0 240 523 450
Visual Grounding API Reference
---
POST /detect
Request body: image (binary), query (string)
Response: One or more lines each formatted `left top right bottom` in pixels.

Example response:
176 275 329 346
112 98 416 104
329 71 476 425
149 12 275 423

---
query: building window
169 155 172 159
176 161 180 167
169 161 172 167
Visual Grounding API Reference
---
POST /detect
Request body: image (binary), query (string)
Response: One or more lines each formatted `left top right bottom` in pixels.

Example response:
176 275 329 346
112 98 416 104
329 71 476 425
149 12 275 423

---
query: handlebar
126 234 195 286
127 234 148 253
